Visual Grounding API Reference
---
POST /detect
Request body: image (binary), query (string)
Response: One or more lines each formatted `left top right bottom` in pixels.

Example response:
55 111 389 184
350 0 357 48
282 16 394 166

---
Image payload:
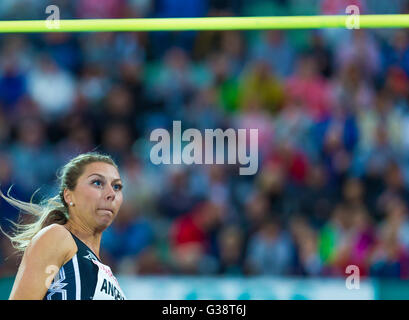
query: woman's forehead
82 162 121 180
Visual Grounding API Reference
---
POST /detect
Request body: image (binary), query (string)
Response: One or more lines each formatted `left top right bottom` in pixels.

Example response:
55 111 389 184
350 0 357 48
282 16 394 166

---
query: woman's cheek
87 187 102 200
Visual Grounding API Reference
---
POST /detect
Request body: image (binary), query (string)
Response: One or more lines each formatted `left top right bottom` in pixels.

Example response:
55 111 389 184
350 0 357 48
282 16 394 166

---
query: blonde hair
0 152 118 253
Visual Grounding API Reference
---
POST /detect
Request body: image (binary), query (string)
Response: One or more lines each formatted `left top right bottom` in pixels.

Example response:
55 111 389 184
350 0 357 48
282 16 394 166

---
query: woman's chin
96 214 114 230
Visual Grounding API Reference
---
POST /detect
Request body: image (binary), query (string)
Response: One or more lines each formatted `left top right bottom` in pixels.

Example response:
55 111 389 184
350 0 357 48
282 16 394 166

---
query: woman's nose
105 185 116 201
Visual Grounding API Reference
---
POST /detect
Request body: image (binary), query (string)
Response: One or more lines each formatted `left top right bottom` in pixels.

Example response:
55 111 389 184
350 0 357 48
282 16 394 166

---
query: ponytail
0 188 69 253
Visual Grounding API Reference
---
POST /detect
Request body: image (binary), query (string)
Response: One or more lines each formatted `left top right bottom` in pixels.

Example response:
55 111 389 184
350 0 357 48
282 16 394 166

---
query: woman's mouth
98 208 113 215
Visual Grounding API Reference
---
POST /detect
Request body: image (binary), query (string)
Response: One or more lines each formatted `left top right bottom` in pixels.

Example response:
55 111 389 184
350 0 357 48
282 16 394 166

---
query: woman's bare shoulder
26 224 77 263
32 223 73 243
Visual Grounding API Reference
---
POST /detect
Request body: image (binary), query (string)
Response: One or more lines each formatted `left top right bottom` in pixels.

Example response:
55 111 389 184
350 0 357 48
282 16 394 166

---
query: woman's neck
64 220 102 260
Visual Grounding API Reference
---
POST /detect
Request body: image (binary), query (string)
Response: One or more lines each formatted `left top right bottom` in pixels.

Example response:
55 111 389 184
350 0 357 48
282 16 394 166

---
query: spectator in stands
169 200 223 274
102 202 154 274
245 217 293 275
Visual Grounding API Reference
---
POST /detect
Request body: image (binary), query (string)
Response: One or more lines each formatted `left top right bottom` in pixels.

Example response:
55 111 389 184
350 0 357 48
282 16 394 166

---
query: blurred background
1 0 409 299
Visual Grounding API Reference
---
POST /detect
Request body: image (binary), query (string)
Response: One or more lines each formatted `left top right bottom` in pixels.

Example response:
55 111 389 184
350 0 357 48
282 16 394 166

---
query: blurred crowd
2 0 409 280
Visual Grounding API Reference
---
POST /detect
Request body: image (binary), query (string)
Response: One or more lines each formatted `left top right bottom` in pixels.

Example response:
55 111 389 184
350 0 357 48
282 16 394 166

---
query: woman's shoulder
33 223 74 243
27 224 77 263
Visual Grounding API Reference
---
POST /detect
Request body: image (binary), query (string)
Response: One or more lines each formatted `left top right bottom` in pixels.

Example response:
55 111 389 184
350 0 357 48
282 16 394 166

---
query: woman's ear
63 188 72 207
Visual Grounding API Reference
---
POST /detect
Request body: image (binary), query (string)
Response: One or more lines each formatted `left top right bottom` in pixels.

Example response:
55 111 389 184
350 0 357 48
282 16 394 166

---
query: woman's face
66 161 123 232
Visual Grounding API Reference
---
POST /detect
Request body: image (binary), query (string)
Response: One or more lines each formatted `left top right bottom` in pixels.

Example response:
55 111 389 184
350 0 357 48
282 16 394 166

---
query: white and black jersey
43 231 126 300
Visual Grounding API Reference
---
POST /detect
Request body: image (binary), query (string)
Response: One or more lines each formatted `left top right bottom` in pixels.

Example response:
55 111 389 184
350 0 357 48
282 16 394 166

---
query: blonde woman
1 152 126 300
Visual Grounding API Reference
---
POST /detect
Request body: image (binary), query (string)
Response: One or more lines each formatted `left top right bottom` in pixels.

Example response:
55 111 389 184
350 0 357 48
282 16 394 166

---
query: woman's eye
92 180 103 187
113 184 123 191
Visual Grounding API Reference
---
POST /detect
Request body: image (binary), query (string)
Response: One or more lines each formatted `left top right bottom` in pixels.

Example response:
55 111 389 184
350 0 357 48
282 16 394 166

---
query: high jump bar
0 15 408 33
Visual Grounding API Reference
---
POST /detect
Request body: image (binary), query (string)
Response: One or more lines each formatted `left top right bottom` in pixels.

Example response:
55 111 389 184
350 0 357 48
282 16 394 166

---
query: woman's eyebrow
87 173 122 182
